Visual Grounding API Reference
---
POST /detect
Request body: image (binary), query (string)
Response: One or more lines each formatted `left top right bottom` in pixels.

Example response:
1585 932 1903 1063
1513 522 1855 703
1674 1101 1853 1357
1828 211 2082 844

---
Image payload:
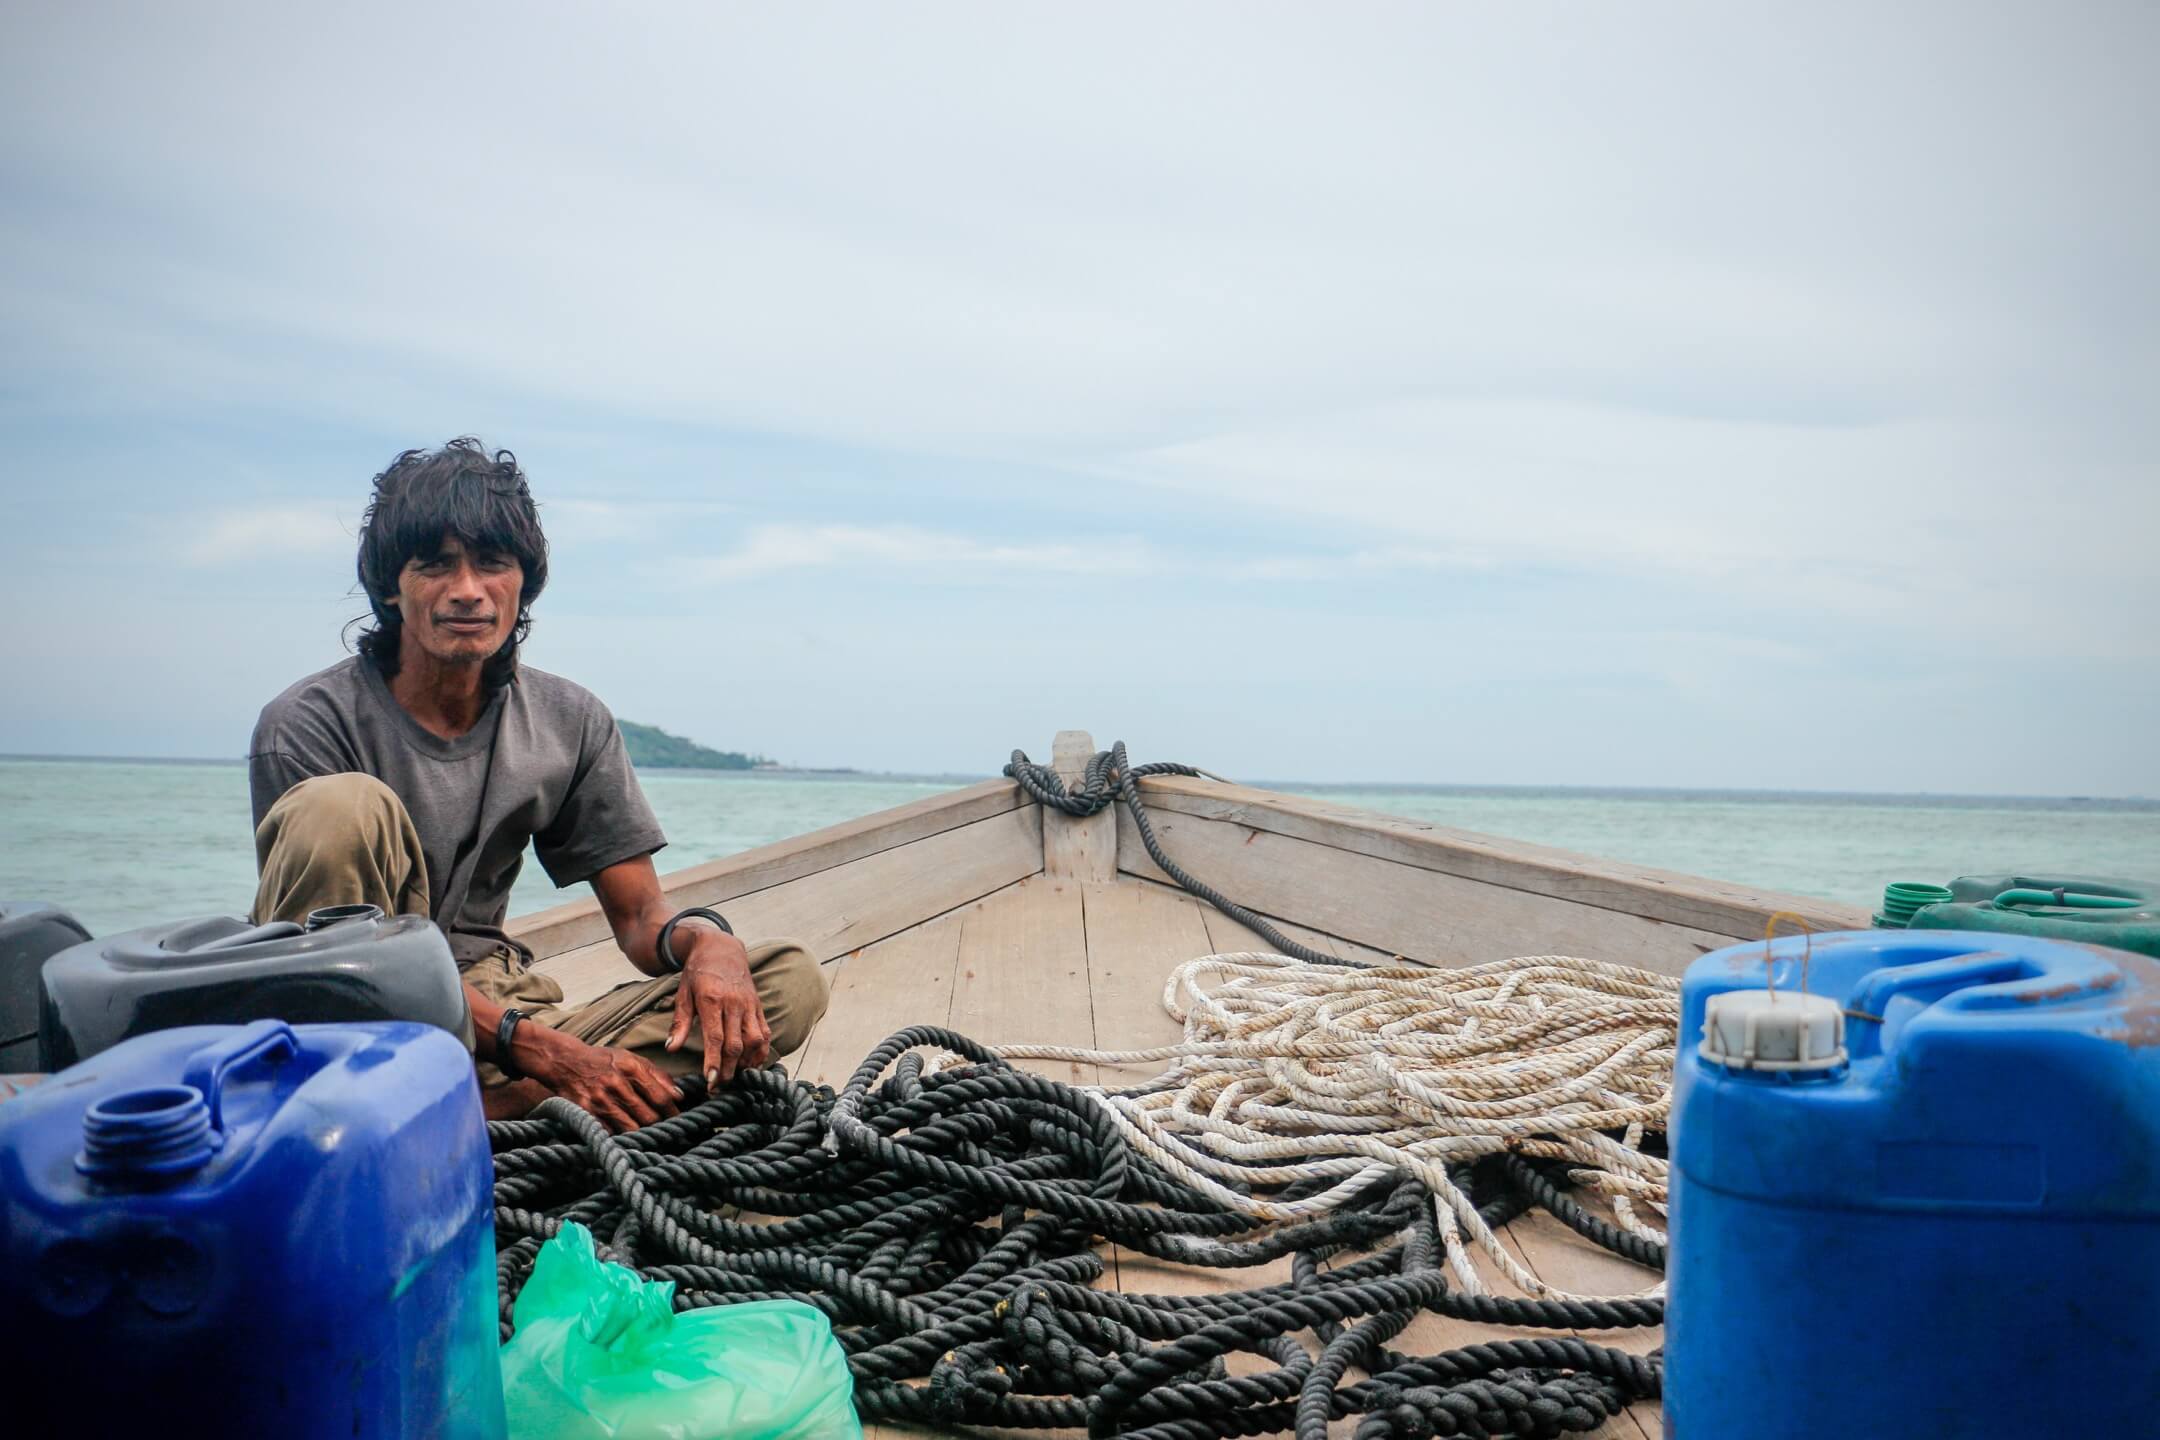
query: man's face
391 534 524 668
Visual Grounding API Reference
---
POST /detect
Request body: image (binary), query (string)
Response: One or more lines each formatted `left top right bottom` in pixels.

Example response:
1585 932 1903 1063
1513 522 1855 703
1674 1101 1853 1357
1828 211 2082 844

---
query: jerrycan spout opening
306 902 385 931
76 1084 222 1181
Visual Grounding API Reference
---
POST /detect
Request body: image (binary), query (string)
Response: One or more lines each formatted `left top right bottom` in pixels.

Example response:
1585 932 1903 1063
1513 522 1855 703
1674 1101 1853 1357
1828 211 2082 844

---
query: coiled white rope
989 951 1679 1302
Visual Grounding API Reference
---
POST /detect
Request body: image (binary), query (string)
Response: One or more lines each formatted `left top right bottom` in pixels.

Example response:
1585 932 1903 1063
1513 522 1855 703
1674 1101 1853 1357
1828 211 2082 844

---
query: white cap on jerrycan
1700 989 1846 1073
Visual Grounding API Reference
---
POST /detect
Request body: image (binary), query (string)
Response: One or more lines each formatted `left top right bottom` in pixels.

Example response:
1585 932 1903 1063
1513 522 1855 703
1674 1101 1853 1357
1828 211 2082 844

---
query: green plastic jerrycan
1906 873 2160 961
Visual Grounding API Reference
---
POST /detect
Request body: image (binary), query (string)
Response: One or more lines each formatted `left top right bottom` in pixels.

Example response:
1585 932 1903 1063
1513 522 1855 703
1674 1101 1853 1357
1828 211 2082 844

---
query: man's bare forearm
587 854 741 977
467 981 511 1064
620 899 672 976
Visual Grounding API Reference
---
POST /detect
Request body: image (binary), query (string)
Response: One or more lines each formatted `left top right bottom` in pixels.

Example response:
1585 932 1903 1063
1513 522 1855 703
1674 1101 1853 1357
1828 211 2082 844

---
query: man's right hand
470 979 683 1133
522 1027 682 1132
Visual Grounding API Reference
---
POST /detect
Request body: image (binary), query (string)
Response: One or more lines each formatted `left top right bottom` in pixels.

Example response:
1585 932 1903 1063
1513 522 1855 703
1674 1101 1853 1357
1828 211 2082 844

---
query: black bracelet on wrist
656 906 734 974
495 1007 530 1081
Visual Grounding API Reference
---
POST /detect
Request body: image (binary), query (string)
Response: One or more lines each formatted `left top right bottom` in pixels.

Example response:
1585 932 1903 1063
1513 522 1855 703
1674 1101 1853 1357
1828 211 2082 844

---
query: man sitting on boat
245 438 827 1131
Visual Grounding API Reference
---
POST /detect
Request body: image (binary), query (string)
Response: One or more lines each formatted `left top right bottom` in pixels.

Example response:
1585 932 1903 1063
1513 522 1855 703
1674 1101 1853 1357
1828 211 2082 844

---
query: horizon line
2 751 2151 807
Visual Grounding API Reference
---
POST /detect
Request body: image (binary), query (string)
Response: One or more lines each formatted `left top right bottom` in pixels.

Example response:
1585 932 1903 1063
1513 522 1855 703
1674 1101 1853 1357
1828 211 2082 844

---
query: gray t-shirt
248 657 665 966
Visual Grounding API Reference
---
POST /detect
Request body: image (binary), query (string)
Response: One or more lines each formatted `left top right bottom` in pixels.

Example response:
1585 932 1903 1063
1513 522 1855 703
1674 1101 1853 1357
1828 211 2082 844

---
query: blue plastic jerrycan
1668 930 2160 1438
0 1019 506 1438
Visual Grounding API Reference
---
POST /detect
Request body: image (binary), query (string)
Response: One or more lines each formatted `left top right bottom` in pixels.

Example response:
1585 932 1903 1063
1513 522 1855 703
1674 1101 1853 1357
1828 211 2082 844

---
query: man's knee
256 772 409 863
253 772 427 923
753 940 829 1058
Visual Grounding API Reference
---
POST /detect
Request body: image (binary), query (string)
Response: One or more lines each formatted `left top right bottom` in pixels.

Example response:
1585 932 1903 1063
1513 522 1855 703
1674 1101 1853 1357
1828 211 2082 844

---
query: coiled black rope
1004 742 1356 968
492 1032 1663 1437
1502 1155 1667 1273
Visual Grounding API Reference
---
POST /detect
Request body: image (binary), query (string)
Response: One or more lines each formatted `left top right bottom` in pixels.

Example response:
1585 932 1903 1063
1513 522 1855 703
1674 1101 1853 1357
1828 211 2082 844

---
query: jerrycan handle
191 921 306 953
1994 887 2141 911
1852 954 2035 1017
1847 951 2123 1058
182 1020 300 1132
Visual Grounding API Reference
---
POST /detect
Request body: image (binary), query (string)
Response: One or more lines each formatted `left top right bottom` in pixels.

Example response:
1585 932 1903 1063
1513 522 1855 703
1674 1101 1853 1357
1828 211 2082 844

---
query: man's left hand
664 925 772 1086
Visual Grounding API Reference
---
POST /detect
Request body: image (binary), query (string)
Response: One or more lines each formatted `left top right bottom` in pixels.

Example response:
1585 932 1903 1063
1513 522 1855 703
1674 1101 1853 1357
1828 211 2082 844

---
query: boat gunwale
511 763 1866 979
1133 774 1870 939
508 777 1029 962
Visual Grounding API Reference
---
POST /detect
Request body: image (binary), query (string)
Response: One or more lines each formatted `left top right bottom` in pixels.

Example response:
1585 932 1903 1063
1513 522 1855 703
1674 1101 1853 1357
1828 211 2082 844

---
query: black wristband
495 1008 529 1080
656 907 734 974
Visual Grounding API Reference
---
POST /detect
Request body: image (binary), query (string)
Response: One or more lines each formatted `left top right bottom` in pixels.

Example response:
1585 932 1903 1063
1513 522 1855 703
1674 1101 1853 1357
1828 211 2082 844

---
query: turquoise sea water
2 757 2155 939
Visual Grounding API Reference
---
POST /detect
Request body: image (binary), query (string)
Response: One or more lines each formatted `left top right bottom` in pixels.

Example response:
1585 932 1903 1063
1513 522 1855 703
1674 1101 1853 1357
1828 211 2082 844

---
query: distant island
619 720 771 770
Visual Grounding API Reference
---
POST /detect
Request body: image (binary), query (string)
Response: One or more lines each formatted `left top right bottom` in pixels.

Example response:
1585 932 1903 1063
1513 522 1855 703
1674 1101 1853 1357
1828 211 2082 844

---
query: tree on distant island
617 720 771 770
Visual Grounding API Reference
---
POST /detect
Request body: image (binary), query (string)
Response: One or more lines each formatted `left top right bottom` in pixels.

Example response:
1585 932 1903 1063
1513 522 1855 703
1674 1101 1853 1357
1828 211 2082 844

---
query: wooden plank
1042 729 1117 882
1077 879 1212 1088
782 952 842 1080
1328 932 1406 966
1135 774 1870 941
1172 884 1395 965
790 907 969 1088
1119 805 1737 977
949 874 1097 1086
536 805 1044 1007
1192 891 1362 963
509 778 1031 960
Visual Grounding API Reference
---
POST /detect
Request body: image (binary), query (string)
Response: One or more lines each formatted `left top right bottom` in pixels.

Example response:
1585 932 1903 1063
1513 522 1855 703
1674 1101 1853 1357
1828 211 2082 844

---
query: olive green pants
251 772 829 1080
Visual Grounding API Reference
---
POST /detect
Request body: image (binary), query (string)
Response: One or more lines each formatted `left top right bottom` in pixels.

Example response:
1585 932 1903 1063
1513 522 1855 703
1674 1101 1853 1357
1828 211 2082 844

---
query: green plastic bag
500 1223 863 1440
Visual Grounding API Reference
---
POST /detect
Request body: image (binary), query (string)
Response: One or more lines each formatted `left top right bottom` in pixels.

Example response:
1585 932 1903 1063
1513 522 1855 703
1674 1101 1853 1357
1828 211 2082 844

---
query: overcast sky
2 3 2154 793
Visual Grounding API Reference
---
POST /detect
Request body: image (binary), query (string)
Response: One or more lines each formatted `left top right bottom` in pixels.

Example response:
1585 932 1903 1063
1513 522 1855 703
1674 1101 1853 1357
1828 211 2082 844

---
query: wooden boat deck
790 871 1666 1440
507 734 1870 1440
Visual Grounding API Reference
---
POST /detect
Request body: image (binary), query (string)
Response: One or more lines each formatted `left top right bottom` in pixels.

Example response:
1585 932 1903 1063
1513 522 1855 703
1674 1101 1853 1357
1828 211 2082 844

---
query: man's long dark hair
353 438 550 689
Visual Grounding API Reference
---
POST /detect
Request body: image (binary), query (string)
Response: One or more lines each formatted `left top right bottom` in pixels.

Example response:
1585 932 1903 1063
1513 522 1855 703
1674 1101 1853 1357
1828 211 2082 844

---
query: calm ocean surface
3 757 2155 939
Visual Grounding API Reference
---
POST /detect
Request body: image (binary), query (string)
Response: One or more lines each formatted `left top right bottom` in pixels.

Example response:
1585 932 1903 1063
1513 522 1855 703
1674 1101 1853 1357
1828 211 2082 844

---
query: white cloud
694 527 1508 586
184 504 354 566
180 497 735 568
1105 394 2160 657
692 525 1158 582
1219 547 1499 582
545 498 738 544
1349 547 1502 576
7 2 2151 459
